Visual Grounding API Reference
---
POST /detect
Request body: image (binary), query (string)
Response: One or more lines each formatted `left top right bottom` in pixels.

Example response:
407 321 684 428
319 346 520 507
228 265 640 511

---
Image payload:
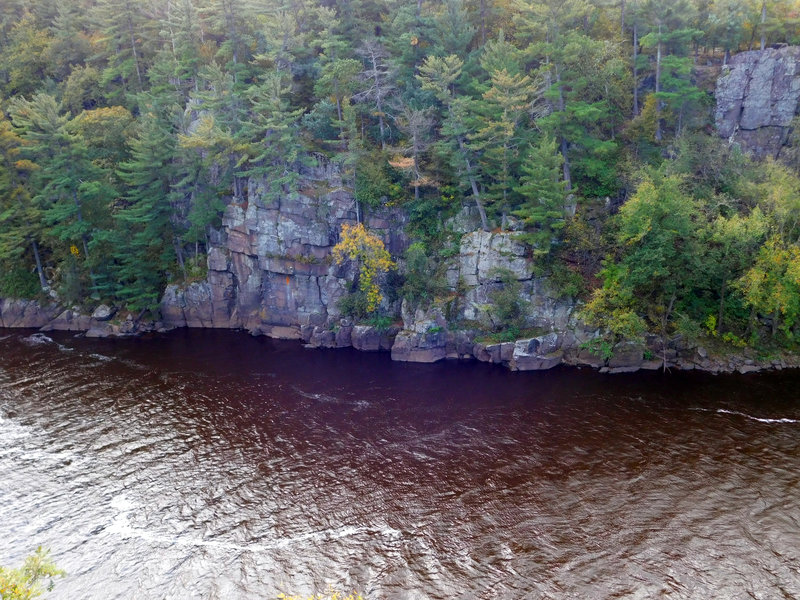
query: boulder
91 304 116 321
308 326 336 348
510 333 564 371
85 323 115 338
607 341 644 372
159 285 187 328
40 309 92 332
351 325 381 351
335 322 353 347
391 329 447 363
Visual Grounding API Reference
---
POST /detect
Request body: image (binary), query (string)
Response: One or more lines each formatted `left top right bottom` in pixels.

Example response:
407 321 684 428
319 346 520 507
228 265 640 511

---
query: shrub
488 268 527 332
0 547 65 599
0 265 39 299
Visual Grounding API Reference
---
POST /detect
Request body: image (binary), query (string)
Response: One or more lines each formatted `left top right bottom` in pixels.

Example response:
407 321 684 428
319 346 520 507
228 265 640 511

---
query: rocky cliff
715 46 800 158
160 160 407 338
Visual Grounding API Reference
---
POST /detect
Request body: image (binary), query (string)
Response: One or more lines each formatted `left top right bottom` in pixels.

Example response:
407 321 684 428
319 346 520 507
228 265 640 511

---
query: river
1 329 799 599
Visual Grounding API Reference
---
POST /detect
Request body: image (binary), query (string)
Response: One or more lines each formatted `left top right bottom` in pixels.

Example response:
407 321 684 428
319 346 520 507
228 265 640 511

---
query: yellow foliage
332 223 395 313
388 156 414 169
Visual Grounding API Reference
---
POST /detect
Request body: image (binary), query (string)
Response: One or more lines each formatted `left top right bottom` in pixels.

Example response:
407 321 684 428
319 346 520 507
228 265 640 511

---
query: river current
1 329 799 599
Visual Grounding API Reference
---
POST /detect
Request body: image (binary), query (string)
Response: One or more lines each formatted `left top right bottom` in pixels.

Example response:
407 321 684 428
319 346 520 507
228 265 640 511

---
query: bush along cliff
4 0 800 373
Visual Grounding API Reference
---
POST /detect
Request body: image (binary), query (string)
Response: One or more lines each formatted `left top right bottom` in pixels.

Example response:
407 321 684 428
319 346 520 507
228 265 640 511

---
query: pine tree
0 115 48 291
237 72 305 199
512 136 567 255
113 108 180 313
9 93 113 298
418 54 490 230
470 63 535 226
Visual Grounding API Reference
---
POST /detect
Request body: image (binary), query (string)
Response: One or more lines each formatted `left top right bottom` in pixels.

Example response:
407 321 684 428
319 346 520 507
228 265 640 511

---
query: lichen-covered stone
715 46 800 158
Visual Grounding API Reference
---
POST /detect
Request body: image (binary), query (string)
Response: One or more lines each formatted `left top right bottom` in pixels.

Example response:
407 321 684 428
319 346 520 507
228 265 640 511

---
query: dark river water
1 329 800 599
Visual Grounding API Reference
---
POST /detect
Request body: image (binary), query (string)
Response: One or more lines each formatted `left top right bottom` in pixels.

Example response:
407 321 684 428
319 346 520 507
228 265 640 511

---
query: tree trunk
555 68 573 195
174 237 187 280
633 21 639 116
413 151 420 201
125 2 143 90
655 23 663 141
480 0 487 45
458 137 489 231
72 188 90 259
31 239 47 290
761 0 767 51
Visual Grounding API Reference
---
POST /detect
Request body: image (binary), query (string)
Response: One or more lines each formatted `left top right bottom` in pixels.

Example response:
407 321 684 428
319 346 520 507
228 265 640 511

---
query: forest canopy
2 0 800 348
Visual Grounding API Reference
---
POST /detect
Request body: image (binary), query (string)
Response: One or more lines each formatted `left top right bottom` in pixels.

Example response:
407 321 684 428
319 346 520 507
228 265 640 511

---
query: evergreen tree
0 115 48 291
113 108 180 313
512 136 568 255
237 71 305 198
9 93 113 300
418 53 490 230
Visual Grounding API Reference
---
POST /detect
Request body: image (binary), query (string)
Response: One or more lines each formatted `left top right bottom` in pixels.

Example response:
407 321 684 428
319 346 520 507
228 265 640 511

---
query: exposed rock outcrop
0 299 61 328
161 160 407 335
715 46 800 158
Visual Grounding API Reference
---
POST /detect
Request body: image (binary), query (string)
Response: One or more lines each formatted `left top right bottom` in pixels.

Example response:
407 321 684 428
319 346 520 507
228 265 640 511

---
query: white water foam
108 494 402 553
22 333 53 345
691 407 800 424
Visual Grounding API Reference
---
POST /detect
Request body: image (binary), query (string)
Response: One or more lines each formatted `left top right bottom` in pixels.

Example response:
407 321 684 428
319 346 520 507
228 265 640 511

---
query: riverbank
2 296 795 376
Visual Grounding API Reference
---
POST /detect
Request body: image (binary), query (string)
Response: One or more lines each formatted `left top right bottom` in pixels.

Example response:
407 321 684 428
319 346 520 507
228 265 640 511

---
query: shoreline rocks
0 295 794 374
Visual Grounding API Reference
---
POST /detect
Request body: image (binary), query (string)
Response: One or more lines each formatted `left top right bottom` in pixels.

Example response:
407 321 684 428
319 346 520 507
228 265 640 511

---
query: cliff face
715 46 800 158
157 157 596 371
160 160 407 338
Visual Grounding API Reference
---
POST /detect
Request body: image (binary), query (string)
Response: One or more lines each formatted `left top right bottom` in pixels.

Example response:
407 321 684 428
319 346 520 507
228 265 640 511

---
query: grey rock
85 323 115 338
351 325 381 351
41 309 93 332
91 304 116 321
458 231 530 287
207 247 229 271
391 330 446 363
510 334 564 371
335 324 353 348
0 299 61 328
309 326 336 348
608 341 644 370
716 47 800 158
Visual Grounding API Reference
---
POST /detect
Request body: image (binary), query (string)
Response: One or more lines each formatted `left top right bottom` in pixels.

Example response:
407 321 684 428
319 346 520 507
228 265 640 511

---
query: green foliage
583 173 702 339
579 338 614 362
0 265 40 299
513 136 567 256
337 290 369 320
0 547 65 599
113 107 179 314
487 268 527 332
547 260 585 299
354 152 402 209
400 242 447 307
0 0 797 351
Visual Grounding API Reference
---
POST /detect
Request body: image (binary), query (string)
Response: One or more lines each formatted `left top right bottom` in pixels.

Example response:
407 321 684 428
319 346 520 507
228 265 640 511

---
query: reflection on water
1 329 800 599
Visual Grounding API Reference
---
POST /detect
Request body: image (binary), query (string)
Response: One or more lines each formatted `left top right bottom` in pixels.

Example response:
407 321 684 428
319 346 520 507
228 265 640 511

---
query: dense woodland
3 0 800 349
